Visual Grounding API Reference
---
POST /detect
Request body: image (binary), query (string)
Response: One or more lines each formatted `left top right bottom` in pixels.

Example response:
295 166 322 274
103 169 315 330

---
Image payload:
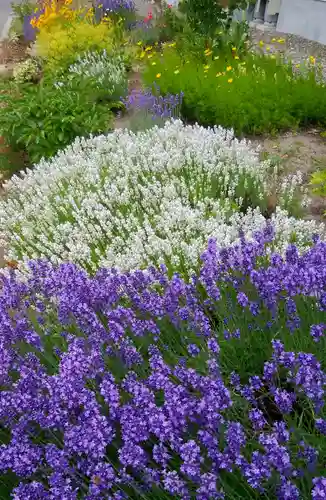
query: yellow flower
231 47 236 52
277 38 285 43
226 66 232 72
234 56 239 60
156 73 161 78
145 46 153 52
309 55 316 65
65 0 72 4
216 72 222 77
271 38 276 42
148 54 153 59
168 42 176 48
140 51 145 59
259 40 264 47
204 49 212 56
214 56 219 60
266 46 271 51
151 62 157 66
270 55 276 59
204 65 210 70
295 64 300 68
174 69 180 74
228 78 233 83
137 41 142 46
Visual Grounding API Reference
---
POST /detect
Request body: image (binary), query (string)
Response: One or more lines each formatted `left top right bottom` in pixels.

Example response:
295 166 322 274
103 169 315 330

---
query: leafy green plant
143 47 326 136
178 0 250 39
0 79 114 165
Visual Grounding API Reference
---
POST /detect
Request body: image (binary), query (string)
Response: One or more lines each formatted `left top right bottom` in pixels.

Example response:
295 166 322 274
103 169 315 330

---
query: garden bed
0 0 325 498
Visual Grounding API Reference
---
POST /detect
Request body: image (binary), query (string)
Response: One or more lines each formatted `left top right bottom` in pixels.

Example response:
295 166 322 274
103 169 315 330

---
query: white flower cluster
0 120 322 274
13 58 41 85
68 49 126 93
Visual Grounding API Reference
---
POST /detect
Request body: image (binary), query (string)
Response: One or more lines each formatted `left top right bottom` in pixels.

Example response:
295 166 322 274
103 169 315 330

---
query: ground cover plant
0 120 320 275
142 40 326 135
0 229 325 499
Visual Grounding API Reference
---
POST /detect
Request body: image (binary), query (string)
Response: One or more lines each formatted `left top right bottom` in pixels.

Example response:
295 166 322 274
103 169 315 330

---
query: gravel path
250 23 326 78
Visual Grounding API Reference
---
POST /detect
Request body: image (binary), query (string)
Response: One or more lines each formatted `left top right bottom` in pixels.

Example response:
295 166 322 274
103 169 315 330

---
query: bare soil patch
252 129 326 222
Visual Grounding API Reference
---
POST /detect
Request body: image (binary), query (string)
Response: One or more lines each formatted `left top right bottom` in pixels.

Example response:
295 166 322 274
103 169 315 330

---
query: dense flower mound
0 120 318 274
68 50 127 94
0 227 326 499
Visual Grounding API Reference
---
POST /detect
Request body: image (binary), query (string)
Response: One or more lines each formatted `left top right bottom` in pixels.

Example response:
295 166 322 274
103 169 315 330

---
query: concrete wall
277 0 326 45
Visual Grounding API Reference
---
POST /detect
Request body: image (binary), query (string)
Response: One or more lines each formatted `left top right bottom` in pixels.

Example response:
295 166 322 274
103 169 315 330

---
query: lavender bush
0 227 326 499
120 86 184 130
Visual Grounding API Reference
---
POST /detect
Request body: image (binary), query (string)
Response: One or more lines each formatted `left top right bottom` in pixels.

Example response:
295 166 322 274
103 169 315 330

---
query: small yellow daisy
156 73 161 78
151 62 157 66
259 40 264 47
204 65 210 70
234 56 239 60
228 78 233 83
226 66 232 72
174 69 180 74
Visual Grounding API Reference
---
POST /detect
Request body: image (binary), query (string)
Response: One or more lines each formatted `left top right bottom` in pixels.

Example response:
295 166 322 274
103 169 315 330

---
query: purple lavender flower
277 476 300 500
312 477 326 499
249 408 267 430
237 292 249 308
315 418 326 435
310 323 326 342
120 85 184 122
0 233 325 498
96 0 135 13
273 388 296 414
187 343 200 356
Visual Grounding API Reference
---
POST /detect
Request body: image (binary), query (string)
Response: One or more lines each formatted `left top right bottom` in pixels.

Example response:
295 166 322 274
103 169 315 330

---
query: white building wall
277 0 326 45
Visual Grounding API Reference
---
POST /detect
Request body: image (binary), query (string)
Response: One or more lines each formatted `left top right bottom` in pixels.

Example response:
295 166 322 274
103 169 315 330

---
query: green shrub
143 47 326 135
0 79 114 165
178 0 250 39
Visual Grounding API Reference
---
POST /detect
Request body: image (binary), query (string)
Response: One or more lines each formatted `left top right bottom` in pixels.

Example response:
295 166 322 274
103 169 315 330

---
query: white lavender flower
13 58 41 85
0 120 322 274
68 50 126 93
